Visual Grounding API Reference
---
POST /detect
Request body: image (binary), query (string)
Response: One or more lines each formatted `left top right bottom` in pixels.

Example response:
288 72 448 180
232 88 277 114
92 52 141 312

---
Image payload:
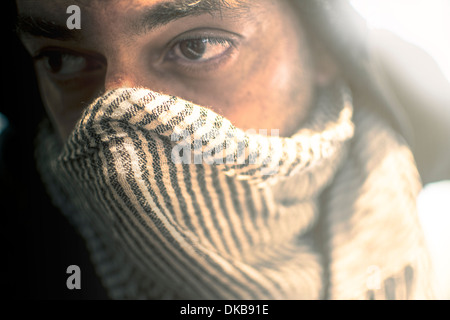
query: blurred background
350 0 450 300
351 0 450 83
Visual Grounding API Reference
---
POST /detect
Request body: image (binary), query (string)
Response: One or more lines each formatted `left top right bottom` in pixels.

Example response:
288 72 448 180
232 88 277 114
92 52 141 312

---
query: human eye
32 48 105 80
164 29 240 73
171 37 233 62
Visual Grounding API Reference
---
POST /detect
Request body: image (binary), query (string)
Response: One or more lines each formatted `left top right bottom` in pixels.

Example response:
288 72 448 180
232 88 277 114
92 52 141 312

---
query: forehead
15 0 253 37
15 0 248 15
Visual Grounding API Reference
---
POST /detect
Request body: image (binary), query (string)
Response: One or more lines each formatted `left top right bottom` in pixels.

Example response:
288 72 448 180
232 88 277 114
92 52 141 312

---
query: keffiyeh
35 81 434 299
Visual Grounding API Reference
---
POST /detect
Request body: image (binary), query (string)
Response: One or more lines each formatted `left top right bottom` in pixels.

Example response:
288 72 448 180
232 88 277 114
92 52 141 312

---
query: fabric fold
35 81 434 299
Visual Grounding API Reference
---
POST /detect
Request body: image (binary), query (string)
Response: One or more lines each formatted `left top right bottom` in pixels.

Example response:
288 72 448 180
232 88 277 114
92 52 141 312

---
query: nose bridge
104 71 137 91
100 40 165 95
104 60 141 91
89 8 144 91
101 40 147 91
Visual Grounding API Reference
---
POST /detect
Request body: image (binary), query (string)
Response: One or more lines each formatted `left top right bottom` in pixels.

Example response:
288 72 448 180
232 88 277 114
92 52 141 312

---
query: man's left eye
170 38 233 62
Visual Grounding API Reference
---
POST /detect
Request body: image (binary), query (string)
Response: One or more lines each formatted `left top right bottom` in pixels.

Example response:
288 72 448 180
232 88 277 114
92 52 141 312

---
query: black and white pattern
35 82 434 299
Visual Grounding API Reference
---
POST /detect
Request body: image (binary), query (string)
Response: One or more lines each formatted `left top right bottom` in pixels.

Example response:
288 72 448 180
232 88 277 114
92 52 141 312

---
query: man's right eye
33 49 105 78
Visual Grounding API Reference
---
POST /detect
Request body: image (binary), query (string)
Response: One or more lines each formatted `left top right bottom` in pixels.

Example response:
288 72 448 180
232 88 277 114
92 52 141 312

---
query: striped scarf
35 81 434 299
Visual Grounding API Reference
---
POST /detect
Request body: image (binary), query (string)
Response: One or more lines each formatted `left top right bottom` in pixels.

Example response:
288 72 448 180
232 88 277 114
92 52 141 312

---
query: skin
16 0 336 140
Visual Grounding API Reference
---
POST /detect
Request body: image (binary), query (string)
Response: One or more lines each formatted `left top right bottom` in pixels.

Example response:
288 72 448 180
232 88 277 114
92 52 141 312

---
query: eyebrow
133 0 250 34
15 15 80 41
15 0 250 41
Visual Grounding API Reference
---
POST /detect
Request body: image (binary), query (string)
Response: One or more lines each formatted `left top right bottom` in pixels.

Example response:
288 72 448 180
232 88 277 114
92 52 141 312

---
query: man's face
16 0 321 140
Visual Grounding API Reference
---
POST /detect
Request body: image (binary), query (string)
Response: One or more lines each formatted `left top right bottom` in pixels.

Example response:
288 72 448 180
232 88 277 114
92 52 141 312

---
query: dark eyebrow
15 0 250 41
15 15 80 41
133 0 250 34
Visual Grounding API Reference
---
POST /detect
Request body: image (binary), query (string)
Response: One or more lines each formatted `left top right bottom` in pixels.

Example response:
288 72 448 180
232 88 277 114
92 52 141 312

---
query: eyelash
32 48 104 79
164 36 237 72
31 32 239 82
170 36 234 57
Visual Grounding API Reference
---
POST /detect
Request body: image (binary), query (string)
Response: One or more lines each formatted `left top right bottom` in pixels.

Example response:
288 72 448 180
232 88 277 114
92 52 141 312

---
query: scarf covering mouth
35 81 434 299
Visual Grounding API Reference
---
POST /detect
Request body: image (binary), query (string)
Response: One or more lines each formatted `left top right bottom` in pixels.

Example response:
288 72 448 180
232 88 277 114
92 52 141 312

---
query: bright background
350 0 450 83
350 0 450 299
